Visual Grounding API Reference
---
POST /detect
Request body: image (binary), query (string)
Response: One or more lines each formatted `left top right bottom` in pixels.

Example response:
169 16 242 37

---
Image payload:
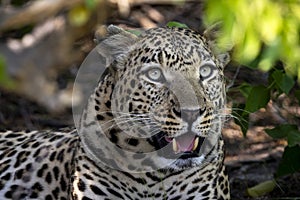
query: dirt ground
1 1 300 199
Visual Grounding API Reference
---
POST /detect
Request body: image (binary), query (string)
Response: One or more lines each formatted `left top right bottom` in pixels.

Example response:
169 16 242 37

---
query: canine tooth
193 137 199 151
172 138 178 152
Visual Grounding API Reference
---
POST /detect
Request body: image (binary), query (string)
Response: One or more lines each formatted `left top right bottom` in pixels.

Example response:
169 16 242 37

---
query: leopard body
0 25 230 200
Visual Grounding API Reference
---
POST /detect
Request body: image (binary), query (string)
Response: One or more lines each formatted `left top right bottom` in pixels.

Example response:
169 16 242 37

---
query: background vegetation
204 0 300 196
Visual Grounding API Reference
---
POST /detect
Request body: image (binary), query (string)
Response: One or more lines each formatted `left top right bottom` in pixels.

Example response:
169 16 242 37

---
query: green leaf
244 85 270 113
232 103 249 136
276 145 300 177
247 179 276 198
266 124 300 147
239 113 249 137
239 82 252 98
265 124 297 139
166 21 189 28
287 130 300 147
272 70 295 94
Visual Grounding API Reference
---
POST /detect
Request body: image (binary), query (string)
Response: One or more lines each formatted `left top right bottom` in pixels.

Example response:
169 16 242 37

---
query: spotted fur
0 25 230 199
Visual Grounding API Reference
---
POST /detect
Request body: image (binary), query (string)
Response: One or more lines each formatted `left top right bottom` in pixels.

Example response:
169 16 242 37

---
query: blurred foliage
266 125 300 177
204 0 300 80
68 5 91 27
68 0 101 27
203 0 300 196
247 179 276 198
167 21 189 28
0 56 15 89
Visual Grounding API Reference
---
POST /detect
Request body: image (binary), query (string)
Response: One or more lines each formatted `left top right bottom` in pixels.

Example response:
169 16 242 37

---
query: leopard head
78 25 230 171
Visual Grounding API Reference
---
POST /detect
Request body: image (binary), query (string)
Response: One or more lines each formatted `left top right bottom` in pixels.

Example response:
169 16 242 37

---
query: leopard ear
95 25 138 69
203 23 231 67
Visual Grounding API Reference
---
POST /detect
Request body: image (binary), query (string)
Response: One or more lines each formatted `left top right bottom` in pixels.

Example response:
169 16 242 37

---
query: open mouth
149 132 205 159
165 133 204 155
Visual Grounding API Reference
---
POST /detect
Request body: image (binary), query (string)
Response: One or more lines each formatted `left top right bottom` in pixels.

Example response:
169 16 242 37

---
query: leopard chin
159 154 206 170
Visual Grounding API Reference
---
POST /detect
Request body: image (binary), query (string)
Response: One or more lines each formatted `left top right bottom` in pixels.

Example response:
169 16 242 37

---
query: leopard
0 25 231 200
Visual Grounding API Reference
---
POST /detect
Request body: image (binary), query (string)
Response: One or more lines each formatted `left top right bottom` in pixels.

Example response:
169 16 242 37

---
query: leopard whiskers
97 112 161 136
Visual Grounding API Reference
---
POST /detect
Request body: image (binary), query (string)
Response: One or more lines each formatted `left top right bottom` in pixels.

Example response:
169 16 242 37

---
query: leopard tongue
172 134 196 153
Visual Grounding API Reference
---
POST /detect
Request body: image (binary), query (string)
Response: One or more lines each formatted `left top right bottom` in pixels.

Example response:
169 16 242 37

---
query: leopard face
79 25 230 171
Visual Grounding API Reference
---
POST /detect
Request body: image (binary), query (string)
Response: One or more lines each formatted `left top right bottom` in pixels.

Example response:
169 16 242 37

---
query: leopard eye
200 65 213 79
146 68 165 82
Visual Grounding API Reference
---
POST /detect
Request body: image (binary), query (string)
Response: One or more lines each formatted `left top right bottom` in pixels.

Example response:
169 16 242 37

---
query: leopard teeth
172 138 178 153
193 137 199 151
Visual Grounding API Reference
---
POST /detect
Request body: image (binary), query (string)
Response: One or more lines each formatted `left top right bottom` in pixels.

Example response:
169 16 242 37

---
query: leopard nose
181 108 204 124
